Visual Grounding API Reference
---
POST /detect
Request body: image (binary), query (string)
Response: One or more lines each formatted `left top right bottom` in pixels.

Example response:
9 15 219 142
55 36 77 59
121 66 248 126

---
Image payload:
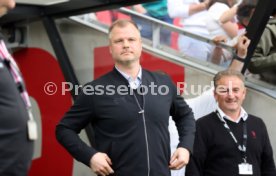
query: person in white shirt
206 0 240 66
206 0 239 40
167 0 212 61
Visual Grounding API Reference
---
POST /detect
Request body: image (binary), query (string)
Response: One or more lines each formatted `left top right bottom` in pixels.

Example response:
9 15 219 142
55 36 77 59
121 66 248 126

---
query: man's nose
226 90 234 97
122 40 130 47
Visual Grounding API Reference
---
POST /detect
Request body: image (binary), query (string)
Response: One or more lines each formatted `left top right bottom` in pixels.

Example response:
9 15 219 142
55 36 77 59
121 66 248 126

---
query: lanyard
0 40 34 121
216 111 248 162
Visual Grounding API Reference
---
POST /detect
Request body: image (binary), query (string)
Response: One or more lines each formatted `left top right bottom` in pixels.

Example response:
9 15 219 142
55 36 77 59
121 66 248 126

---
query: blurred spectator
236 0 257 28
248 9 276 85
206 0 239 66
133 0 173 46
206 0 239 40
168 0 212 61
217 0 257 36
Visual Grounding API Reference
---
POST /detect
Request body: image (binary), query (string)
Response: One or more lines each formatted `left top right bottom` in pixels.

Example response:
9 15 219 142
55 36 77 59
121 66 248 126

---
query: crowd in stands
132 1 173 45
82 0 276 85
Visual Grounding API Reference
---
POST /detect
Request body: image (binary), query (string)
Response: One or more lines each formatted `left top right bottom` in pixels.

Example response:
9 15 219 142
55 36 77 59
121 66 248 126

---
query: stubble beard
117 57 138 67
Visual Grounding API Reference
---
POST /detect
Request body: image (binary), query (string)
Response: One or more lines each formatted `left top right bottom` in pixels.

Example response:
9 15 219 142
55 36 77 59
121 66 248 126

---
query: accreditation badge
27 119 38 140
27 110 38 141
238 162 253 175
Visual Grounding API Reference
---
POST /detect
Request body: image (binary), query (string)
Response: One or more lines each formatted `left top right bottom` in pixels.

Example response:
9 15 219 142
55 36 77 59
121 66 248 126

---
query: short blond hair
108 19 140 39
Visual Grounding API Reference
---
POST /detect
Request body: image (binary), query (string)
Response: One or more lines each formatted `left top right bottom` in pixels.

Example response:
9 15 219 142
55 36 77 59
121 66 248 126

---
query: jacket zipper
142 112 150 176
133 92 150 176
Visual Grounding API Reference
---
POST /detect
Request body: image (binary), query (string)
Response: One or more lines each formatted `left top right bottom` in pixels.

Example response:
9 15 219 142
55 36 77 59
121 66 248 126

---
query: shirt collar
216 106 248 123
115 66 142 89
115 66 142 81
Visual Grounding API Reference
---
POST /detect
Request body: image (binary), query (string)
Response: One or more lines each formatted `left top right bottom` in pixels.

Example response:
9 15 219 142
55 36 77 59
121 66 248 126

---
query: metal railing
69 9 276 98
118 7 234 53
